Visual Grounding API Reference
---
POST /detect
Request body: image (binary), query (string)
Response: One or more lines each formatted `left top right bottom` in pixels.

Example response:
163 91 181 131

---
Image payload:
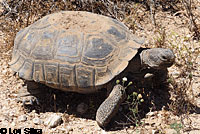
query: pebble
102 130 107 134
146 111 156 117
33 117 43 125
66 126 73 132
44 114 62 128
171 71 180 77
18 115 27 122
76 102 88 114
11 122 16 127
9 111 16 117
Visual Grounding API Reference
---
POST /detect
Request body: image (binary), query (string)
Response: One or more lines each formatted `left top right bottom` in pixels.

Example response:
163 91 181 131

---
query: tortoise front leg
96 84 126 128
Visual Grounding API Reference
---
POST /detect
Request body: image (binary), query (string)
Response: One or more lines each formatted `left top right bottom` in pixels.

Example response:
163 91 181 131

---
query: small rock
102 130 107 134
11 122 16 127
171 71 180 77
33 117 43 125
76 102 88 114
18 115 27 122
146 111 156 117
130 126 134 129
9 111 16 117
44 114 62 128
66 126 73 132
2 69 7 75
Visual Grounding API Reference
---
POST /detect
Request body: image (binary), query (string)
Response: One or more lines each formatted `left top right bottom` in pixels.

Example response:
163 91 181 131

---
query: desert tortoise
9 11 175 128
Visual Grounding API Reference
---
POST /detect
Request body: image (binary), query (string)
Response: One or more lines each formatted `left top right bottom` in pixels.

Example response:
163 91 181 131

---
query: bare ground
0 0 200 134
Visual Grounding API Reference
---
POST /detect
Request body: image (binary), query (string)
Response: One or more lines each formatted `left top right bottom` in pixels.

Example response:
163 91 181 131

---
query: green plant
126 91 144 127
116 77 144 127
170 122 183 134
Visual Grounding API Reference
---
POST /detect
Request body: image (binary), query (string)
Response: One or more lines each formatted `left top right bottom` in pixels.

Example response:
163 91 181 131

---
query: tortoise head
140 48 175 69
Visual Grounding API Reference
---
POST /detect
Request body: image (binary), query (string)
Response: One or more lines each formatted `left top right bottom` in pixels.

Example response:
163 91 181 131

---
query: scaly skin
96 84 126 128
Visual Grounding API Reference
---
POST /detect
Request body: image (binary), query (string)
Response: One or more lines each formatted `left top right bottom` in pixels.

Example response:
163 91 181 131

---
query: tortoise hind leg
17 81 44 106
96 84 126 128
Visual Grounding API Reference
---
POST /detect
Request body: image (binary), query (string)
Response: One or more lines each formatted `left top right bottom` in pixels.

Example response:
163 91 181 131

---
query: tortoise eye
162 56 167 60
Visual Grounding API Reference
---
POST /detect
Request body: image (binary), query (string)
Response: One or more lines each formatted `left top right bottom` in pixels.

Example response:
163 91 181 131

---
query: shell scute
107 26 126 41
55 33 82 63
10 11 143 93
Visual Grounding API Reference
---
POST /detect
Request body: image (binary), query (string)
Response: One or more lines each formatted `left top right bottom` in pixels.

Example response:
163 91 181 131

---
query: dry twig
181 0 200 40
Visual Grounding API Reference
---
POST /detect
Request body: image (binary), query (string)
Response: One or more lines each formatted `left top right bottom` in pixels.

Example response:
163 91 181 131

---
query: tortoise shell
10 11 143 93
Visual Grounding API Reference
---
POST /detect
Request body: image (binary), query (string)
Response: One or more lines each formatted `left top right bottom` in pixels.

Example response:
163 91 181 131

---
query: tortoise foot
21 95 40 106
17 81 43 106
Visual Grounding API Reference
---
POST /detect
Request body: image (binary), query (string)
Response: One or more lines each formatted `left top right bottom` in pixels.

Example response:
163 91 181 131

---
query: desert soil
0 1 200 134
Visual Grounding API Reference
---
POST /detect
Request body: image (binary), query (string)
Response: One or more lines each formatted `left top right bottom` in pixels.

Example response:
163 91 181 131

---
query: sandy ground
0 1 200 134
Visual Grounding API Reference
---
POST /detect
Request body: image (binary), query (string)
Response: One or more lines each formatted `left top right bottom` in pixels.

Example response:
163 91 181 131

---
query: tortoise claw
21 95 40 106
17 82 42 106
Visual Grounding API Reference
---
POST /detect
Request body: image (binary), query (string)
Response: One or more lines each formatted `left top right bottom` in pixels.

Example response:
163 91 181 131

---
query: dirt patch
0 0 200 134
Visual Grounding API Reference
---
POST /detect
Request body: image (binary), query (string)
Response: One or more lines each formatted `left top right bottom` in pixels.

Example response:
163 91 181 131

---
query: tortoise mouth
147 60 174 70
147 58 174 69
157 57 175 68
160 55 175 67
160 61 174 68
